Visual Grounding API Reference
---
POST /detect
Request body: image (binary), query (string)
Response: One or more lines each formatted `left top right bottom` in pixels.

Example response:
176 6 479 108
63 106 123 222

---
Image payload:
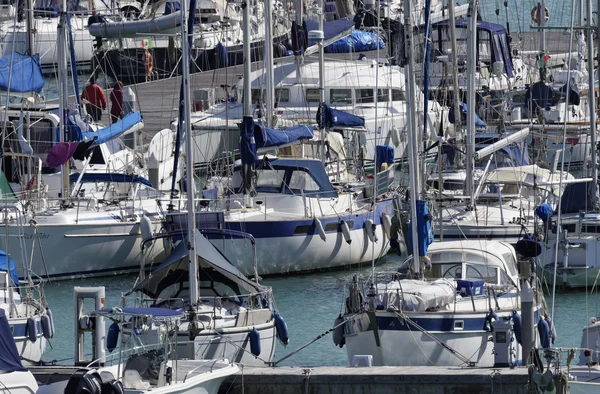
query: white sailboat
338 0 547 368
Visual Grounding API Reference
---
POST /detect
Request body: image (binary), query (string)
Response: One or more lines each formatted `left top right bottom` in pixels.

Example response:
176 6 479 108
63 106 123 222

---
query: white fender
140 214 153 241
365 219 377 243
340 220 352 244
381 212 392 239
315 218 327 241
390 126 400 147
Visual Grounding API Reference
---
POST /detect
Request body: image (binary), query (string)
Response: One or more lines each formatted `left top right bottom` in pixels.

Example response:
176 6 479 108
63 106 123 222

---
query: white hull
0 16 95 70
210 223 390 276
175 323 277 366
10 315 47 364
0 371 38 394
4 219 164 280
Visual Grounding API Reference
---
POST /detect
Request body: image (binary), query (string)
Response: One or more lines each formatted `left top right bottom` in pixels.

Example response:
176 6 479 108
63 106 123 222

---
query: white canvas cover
377 278 456 312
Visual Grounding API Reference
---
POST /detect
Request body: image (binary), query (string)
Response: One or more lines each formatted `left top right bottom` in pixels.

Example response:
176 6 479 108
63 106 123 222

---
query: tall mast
181 0 198 308
318 0 325 162
448 0 460 133
57 0 69 200
264 0 274 127
465 0 476 205
294 0 303 82
587 0 597 208
243 0 251 118
404 0 420 270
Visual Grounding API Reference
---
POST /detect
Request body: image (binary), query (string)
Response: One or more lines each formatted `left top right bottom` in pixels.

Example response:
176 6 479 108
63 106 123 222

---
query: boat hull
344 309 534 367
4 220 165 281
9 315 47 365
201 199 396 276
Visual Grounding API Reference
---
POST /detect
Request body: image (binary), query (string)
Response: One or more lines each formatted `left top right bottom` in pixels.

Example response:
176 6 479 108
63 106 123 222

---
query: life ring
531 5 549 24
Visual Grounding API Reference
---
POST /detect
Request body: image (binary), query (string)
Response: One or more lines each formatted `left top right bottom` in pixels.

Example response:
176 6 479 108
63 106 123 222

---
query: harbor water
40 253 598 367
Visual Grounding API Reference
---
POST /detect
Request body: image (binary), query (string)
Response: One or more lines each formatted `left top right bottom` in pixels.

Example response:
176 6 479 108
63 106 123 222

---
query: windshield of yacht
423 262 515 287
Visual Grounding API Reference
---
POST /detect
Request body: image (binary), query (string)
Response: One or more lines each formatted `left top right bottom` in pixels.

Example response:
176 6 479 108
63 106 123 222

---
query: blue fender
41 314 53 339
512 311 522 344
538 318 551 349
26 317 37 342
46 308 55 338
273 312 289 346
249 328 261 357
332 314 345 348
106 322 120 353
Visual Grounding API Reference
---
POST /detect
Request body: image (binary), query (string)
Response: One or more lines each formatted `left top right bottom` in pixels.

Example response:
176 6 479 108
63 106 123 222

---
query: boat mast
465 0 476 206
403 0 421 271
181 0 198 308
317 0 325 162
294 0 303 83
586 0 597 208
25 0 33 56
448 0 460 134
57 0 69 200
264 0 274 127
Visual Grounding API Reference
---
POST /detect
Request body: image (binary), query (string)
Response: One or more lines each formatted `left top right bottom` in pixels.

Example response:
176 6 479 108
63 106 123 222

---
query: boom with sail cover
0 53 44 93
317 103 365 128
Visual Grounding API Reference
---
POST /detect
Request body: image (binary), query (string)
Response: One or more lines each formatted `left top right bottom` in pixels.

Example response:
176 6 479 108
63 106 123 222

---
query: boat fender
511 311 522 344
273 312 289 346
390 126 400 147
140 215 153 242
332 314 346 348
365 219 377 243
484 311 498 332
46 307 55 338
26 317 37 342
545 315 556 344
381 212 392 239
340 220 352 244
249 328 261 357
41 314 52 339
106 322 120 353
538 317 551 349
315 218 326 242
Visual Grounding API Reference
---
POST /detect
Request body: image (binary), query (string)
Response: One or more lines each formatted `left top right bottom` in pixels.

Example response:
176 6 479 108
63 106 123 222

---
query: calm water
39 254 600 367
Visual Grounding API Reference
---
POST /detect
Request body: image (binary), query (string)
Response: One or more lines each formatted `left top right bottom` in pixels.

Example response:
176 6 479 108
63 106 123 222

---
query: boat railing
141 290 275 314
182 358 231 382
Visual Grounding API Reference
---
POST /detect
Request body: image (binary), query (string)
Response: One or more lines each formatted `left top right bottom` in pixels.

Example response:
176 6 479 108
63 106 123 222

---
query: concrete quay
220 365 530 394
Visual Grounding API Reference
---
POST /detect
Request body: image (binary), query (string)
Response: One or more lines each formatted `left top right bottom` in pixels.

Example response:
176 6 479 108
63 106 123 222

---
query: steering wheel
442 264 461 278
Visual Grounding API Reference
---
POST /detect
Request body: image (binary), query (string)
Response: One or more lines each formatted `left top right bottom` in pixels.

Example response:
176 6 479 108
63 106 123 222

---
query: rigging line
389 308 476 366
551 0 577 324
270 312 360 366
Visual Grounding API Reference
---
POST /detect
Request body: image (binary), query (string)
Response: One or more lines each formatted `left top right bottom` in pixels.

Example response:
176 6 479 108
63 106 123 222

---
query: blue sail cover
255 124 314 148
69 173 152 187
448 102 486 127
0 53 44 93
318 103 365 128
239 116 257 164
0 309 25 372
324 30 385 53
0 250 18 286
407 200 434 256
81 112 142 146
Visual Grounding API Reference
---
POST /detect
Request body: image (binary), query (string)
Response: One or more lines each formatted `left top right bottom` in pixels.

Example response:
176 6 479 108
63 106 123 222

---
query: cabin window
465 263 498 284
275 88 290 103
330 89 352 104
391 89 405 101
306 88 321 102
356 89 374 104
287 170 320 192
324 222 338 232
293 225 312 234
424 263 462 280
377 89 389 103
256 169 286 191
501 251 518 276
478 30 492 63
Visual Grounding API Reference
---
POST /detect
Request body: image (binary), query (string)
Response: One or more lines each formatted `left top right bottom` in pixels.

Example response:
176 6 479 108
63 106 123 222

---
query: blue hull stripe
367 309 540 332
215 199 395 239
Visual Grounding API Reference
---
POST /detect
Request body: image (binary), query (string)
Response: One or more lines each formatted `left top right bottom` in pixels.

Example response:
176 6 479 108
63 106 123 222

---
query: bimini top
130 229 262 298
233 158 337 198
0 308 26 372
432 20 514 78
428 240 519 282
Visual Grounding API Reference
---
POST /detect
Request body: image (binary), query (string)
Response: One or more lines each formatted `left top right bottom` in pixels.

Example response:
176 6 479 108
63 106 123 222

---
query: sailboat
0 308 40 394
338 0 546 367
